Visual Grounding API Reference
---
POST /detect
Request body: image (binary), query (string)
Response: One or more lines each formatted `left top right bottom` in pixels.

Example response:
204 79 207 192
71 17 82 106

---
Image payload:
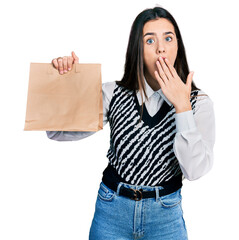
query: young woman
47 6 215 240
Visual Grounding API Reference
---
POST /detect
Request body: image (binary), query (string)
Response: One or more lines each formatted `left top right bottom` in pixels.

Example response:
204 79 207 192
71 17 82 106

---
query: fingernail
68 68 71 71
64 70 67 73
60 71 63 74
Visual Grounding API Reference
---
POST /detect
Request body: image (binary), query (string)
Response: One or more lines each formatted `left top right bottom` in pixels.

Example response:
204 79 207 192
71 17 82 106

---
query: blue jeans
89 181 188 240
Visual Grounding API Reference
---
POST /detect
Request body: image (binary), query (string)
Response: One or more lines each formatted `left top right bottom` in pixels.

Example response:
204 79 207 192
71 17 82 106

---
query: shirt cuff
174 110 197 133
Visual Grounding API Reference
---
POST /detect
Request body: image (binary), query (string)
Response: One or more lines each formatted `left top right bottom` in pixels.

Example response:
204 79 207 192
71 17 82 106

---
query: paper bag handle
47 63 81 74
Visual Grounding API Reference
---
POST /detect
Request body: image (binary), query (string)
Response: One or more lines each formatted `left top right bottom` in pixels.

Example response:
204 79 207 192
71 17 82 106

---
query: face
143 18 178 85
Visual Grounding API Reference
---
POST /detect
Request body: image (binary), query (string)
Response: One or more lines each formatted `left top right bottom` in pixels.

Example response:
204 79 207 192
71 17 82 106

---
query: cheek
168 45 178 63
144 57 156 74
143 48 156 69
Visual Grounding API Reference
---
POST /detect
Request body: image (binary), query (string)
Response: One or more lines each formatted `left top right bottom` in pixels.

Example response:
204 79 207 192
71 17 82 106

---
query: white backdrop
1 0 238 239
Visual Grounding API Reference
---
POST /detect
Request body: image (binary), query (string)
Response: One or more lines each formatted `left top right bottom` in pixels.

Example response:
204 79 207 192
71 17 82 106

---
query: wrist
174 101 192 113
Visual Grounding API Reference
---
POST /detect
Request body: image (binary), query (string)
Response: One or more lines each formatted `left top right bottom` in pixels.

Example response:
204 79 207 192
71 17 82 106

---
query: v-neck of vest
133 90 173 129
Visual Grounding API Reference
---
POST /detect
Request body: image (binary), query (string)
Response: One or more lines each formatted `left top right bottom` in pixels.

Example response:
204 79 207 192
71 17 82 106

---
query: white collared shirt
46 79 216 181
136 76 172 117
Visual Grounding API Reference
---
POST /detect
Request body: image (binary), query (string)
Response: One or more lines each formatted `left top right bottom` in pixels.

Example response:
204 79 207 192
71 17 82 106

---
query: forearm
173 100 215 180
46 131 96 141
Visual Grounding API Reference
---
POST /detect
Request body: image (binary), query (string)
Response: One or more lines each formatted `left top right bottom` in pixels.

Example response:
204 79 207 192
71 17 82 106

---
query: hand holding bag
24 62 103 131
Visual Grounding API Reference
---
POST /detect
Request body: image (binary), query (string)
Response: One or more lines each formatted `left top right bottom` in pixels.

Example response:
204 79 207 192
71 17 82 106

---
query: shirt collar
136 76 172 106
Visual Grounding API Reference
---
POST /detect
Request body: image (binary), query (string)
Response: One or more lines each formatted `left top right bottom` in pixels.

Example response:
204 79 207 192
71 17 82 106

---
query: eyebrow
143 31 175 37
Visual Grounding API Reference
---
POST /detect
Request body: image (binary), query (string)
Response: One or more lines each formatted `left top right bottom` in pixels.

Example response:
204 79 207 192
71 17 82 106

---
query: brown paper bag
24 63 103 131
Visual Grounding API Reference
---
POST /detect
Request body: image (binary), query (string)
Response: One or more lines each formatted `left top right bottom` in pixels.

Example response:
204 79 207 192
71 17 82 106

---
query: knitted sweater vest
103 83 199 187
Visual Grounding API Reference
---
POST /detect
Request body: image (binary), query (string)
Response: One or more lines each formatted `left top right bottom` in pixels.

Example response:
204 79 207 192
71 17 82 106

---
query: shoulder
102 81 116 90
102 81 117 102
192 89 214 104
191 89 214 113
102 81 133 96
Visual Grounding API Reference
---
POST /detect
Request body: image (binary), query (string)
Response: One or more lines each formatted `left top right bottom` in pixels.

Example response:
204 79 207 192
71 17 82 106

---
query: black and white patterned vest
103 83 199 186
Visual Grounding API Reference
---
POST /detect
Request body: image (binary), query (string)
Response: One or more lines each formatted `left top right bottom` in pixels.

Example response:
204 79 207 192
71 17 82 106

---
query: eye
166 36 173 42
146 38 155 44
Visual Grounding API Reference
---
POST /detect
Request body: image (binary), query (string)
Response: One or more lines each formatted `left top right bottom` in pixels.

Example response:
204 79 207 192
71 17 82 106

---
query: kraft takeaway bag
24 63 103 131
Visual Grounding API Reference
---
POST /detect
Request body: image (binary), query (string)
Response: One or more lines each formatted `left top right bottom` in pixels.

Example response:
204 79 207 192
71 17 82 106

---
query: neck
144 71 161 91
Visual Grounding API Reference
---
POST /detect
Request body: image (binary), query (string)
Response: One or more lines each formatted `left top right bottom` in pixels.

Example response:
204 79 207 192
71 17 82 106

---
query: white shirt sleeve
173 91 215 181
46 81 116 141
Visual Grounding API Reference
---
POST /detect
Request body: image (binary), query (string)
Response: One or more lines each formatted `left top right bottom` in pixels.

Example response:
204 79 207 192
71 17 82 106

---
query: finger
186 71 194 88
72 51 79 64
158 57 172 80
156 60 168 83
57 58 64 74
164 58 177 78
154 70 165 88
67 56 73 71
52 58 59 70
62 56 68 73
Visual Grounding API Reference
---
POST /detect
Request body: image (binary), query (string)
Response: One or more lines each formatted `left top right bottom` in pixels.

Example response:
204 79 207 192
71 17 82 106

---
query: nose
156 40 166 54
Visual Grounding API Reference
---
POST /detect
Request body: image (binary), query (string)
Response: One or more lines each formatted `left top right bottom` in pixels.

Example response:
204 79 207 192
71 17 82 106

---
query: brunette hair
116 7 206 121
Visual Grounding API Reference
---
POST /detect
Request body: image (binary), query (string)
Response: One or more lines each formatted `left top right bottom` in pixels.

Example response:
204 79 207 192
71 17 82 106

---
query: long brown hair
116 7 206 121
